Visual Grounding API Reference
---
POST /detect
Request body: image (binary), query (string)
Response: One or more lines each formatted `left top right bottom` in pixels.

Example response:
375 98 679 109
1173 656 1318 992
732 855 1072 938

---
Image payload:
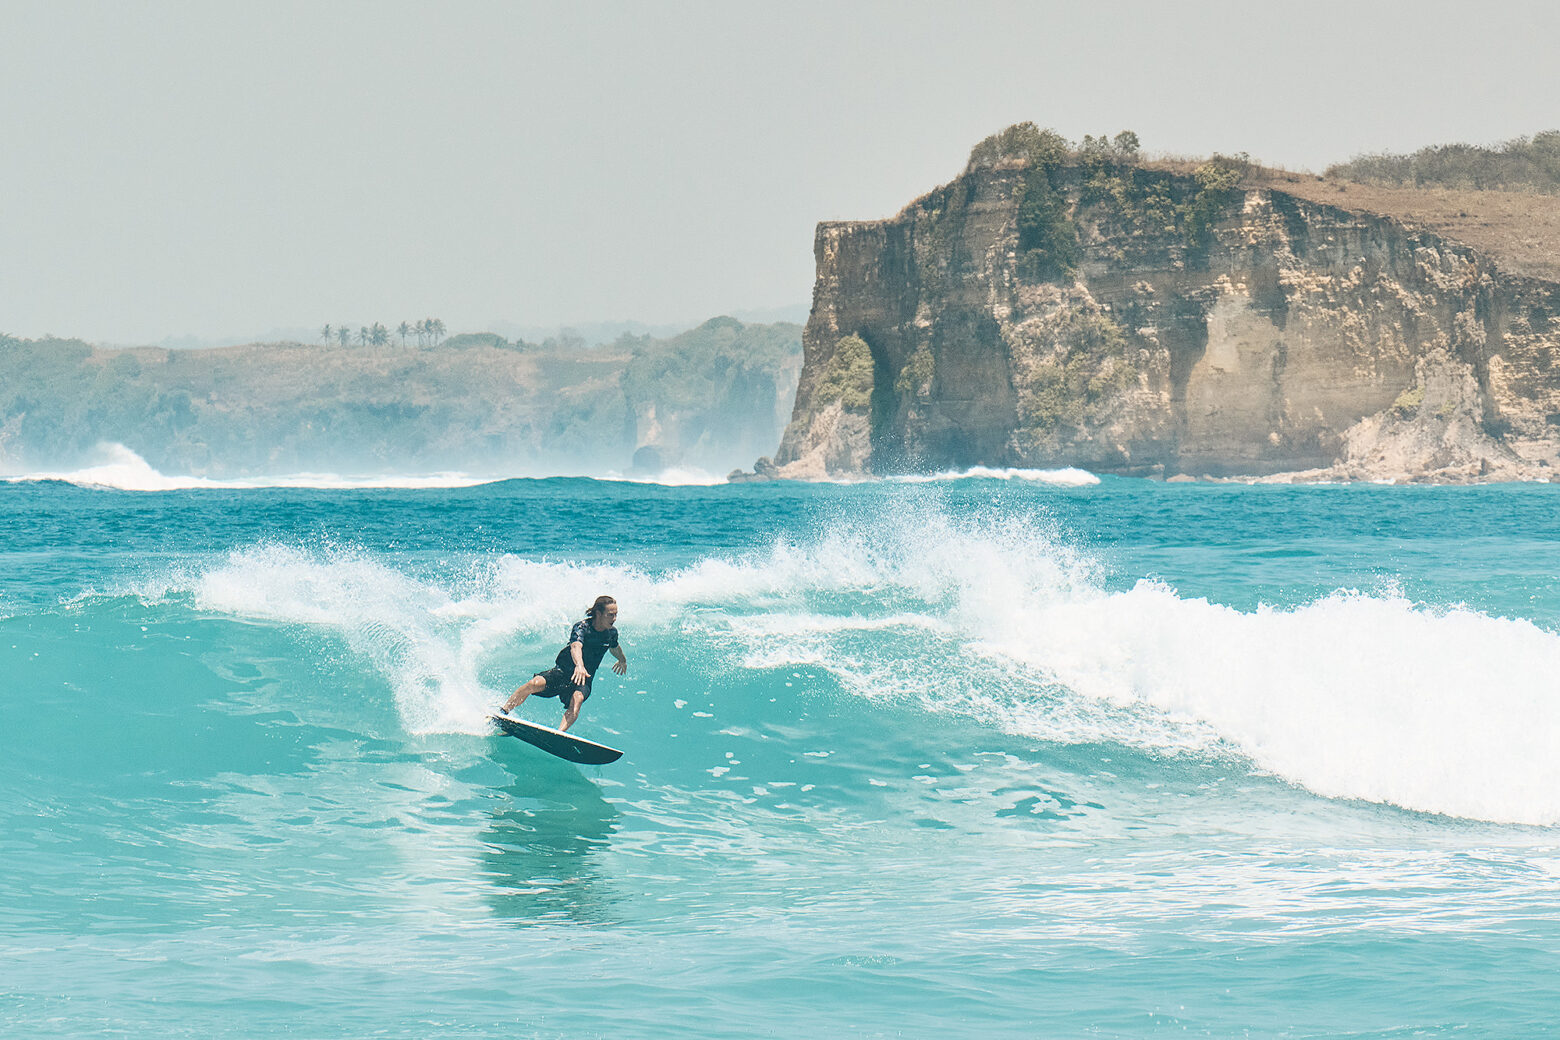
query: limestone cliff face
767 155 1560 482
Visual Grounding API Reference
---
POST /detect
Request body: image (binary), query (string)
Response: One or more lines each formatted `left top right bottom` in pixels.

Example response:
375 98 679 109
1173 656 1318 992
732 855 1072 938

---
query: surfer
501 595 627 732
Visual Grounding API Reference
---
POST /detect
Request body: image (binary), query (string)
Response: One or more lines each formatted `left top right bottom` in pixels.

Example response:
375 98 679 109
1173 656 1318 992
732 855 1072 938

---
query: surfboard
487 712 624 765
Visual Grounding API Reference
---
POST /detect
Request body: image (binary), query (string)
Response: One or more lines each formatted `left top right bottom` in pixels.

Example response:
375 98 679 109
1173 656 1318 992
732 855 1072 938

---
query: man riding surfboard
500 595 627 732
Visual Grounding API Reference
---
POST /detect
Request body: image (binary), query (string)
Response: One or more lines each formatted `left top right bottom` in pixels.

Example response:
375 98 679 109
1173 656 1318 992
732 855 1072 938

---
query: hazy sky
4 0 1557 345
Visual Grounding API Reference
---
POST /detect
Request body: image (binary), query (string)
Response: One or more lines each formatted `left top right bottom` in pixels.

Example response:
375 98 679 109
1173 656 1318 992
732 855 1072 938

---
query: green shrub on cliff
971 123 1146 284
894 345 935 398
1074 131 1162 236
1192 153 1250 194
1000 125 1085 283
1015 311 1137 437
1182 153 1251 252
966 122 1069 171
1391 385 1425 417
1069 144 1250 254
813 334 875 411
780 333 876 449
1018 163 1081 283
971 125 1248 261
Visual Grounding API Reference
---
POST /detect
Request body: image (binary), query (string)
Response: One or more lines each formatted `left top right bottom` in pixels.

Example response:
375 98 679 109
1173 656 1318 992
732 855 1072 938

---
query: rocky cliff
755 128 1560 482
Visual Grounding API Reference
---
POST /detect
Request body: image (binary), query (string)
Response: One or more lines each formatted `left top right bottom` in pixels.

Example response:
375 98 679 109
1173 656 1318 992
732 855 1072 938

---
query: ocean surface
5 460 1560 1038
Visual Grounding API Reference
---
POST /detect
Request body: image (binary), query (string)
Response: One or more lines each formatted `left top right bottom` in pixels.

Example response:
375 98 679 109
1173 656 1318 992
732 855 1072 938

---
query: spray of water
159 502 1560 825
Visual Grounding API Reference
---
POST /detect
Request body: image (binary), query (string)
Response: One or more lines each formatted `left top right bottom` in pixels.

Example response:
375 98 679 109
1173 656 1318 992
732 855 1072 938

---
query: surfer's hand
612 658 627 676
572 666 590 686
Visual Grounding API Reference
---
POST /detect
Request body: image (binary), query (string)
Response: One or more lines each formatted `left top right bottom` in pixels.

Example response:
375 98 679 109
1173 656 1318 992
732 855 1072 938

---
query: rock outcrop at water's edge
737 130 1560 483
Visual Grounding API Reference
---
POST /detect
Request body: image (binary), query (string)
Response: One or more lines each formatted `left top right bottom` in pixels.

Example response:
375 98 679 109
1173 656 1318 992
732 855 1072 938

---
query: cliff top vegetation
959 123 1560 285
1325 133 1560 194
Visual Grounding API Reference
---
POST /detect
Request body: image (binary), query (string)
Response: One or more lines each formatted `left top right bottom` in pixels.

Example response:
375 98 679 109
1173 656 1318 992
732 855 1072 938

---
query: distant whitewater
888 466 1100 486
1 442 731 490
0 443 494 490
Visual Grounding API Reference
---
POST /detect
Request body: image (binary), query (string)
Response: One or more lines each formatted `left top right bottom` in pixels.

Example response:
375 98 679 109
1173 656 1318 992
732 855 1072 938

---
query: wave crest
2 443 499 490
889 466 1101 486
136 502 1560 825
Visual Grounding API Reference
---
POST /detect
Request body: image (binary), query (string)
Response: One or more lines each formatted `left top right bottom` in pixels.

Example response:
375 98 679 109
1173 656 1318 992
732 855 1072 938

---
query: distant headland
734 125 1560 484
0 317 801 479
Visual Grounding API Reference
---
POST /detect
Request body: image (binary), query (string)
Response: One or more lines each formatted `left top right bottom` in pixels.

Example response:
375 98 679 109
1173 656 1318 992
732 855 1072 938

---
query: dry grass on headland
1270 176 1560 285
1147 147 1560 284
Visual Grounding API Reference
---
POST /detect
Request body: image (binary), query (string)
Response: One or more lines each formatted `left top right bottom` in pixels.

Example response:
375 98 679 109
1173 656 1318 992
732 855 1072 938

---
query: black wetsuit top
556 619 619 676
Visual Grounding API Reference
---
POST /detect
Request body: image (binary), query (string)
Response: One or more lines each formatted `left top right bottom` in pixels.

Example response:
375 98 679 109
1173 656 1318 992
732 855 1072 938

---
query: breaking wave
122 501 1560 826
888 466 1101 486
2 443 498 491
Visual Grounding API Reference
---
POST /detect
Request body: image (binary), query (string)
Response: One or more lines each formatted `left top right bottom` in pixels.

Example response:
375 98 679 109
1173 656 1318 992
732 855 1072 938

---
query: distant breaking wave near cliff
1 442 731 490
888 466 1100 486
1 443 496 490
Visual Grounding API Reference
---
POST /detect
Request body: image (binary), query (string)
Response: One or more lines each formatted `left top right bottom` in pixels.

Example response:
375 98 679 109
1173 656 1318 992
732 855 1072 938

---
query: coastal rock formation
755 128 1560 482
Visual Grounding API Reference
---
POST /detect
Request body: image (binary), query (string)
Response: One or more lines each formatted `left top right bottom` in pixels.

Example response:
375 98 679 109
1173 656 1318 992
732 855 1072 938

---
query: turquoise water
5 472 1560 1037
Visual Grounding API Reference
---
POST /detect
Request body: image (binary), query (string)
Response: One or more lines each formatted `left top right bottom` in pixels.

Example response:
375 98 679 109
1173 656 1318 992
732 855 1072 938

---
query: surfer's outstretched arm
609 644 628 676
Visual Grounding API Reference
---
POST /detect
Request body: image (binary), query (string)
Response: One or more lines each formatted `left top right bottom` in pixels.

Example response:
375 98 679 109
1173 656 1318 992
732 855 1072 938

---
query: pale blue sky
3 0 1556 344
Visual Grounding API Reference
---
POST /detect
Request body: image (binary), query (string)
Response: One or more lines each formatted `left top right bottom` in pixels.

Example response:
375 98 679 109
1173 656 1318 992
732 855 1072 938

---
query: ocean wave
703 510 1560 826
600 467 731 487
1 443 504 491
982 582 1560 827
132 501 1560 826
2 443 749 491
888 466 1101 486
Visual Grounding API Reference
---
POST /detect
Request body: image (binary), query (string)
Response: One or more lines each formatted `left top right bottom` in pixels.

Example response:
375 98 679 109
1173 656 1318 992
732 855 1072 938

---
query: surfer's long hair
585 595 617 620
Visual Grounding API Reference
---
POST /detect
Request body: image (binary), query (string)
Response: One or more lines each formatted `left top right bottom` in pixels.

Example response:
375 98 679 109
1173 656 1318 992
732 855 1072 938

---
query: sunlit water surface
4 473 1560 1037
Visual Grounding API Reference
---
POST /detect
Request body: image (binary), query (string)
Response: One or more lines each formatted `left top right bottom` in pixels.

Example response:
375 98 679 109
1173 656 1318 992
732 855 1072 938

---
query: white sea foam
667 508 1560 826
153 501 1560 825
752 513 1560 826
4 443 750 490
1 443 501 491
601 467 730 486
986 582 1560 825
184 544 528 733
148 507 1091 736
888 466 1101 486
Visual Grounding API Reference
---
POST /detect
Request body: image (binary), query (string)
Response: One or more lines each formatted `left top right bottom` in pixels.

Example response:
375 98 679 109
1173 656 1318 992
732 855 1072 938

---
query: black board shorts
534 667 590 703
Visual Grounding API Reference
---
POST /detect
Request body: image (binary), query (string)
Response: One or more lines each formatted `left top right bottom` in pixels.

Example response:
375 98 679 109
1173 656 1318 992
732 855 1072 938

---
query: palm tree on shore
320 324 333 344
336 325 351 346
397 321 410 347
